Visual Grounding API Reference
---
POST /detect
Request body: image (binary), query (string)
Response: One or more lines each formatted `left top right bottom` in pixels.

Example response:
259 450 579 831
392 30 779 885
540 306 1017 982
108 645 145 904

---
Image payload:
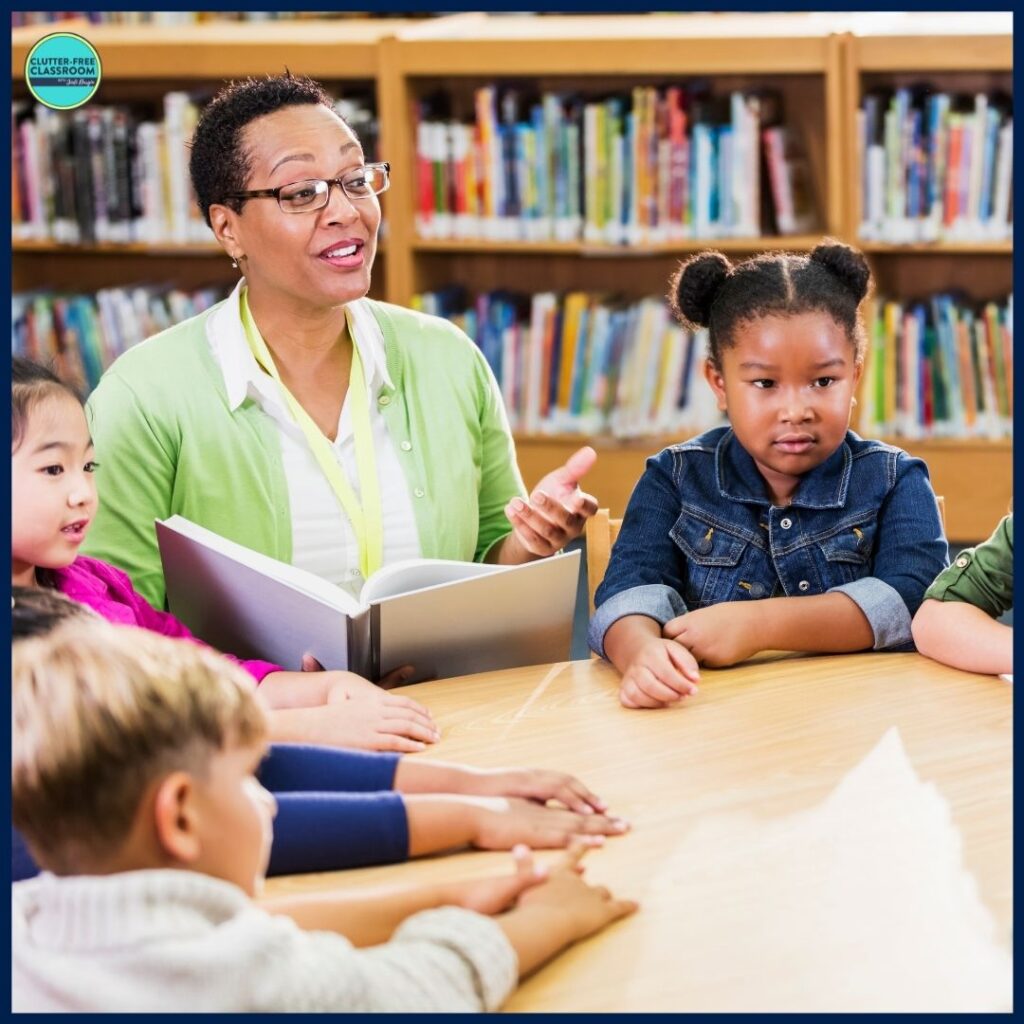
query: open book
156 515 580 684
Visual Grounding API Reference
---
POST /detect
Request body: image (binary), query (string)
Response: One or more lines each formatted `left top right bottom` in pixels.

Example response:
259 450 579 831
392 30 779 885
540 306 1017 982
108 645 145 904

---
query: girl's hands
619 637 700 709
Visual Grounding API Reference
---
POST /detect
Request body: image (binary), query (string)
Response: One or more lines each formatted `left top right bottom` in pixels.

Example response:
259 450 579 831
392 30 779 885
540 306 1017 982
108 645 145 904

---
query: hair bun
809 241 871 303
671 251 732 328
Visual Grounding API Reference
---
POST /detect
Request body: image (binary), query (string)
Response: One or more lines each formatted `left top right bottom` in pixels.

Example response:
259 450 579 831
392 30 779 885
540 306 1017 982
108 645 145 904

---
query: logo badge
25 32 102 111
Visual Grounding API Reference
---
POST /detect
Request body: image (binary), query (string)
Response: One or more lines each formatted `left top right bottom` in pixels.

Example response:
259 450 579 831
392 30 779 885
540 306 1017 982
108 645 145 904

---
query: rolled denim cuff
829 577 913 650
588 584 688 660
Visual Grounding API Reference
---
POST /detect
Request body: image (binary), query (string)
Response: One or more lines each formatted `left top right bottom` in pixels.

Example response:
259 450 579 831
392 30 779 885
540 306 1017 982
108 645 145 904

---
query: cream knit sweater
12 870 518 1012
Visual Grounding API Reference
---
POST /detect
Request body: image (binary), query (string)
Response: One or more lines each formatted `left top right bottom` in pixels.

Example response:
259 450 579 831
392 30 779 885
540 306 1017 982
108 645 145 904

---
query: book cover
157 515 580 683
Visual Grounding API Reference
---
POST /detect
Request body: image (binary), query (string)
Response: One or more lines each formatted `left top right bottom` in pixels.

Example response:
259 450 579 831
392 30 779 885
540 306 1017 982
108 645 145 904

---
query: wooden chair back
586 508 623 616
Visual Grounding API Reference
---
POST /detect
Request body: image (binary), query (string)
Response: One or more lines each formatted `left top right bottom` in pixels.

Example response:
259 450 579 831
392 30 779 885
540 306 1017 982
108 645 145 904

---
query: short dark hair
12 586 93 640
189 72 343 227
11 356 83 452
668 240 872 370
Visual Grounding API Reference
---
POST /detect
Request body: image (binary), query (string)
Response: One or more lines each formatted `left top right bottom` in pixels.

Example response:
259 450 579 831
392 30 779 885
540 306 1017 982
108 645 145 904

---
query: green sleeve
472 350 527 562
923 515 1014 618
83 371 178 609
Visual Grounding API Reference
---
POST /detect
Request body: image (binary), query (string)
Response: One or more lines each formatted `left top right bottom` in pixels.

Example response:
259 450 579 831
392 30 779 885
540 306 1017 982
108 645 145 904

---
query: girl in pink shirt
11 356 437 753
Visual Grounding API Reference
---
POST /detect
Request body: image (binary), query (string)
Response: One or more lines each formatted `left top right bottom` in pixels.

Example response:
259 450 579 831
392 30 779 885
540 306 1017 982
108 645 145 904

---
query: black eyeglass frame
223 161 391 211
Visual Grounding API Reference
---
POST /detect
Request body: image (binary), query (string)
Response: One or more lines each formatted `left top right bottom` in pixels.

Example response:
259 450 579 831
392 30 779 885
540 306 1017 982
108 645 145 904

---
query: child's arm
911 515 1013 674
403 795 628 855
392 759 609 814
258 845 546 946
260 845 636 964
911 599 1012 675
264 701 437 753
585 452 701 707
664 593 874 667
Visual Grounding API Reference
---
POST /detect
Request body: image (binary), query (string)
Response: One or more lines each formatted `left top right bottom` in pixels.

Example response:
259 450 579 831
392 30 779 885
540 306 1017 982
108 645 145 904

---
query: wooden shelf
12 19 421 80
859 241 1013 256
391 13 840 76
413 236 824 257
13 239 223 257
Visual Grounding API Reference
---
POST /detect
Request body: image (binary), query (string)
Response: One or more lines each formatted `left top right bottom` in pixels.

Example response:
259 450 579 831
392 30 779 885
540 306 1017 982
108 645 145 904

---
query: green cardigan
83 294 527 609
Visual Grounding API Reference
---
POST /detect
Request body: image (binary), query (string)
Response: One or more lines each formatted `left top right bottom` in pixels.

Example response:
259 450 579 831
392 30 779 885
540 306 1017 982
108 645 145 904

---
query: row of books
13 282 1012 445
860 294 1013 440
415 85 818 245
413 287 724 438
11 285 229 394
858 88 1013 244
11 95 378 246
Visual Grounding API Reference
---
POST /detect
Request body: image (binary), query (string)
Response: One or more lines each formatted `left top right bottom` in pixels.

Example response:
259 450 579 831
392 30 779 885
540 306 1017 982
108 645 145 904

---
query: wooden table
264 653 1012 1011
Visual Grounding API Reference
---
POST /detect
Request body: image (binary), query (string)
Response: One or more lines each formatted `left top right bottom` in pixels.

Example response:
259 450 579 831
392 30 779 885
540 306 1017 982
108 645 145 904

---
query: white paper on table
627 727 1012 1012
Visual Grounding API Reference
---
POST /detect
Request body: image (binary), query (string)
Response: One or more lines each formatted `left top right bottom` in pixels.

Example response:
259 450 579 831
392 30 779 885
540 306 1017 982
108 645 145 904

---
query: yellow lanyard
240 288 384 579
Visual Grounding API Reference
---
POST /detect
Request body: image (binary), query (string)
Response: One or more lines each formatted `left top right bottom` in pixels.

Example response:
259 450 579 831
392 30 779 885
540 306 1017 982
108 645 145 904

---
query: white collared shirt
207 280 420 595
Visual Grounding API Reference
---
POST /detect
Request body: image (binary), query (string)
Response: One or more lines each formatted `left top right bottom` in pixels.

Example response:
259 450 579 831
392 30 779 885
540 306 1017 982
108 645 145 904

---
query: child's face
704 311 863 505
193 739 276 898
11 396 98 583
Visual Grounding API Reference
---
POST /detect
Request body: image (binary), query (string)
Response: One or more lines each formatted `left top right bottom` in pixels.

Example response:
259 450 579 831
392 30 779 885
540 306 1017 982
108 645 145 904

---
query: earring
230 256 239 269
851 396 859 407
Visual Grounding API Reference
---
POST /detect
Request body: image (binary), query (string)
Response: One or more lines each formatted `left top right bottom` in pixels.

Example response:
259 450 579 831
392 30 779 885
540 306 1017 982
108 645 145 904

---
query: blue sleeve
588 450 689 659
12 826 39 882
829 452 949 649
259 744 400 794
266 791 410 876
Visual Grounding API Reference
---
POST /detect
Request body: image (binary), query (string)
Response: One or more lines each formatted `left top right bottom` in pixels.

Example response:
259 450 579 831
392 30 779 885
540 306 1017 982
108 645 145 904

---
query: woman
84 74 597 748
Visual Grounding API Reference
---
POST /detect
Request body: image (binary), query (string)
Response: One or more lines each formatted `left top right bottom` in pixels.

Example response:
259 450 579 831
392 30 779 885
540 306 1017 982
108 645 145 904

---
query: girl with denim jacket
588 241 949 709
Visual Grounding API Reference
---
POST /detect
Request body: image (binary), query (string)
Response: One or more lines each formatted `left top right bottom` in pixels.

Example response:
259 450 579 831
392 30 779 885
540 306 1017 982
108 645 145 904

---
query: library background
11 11 1013 585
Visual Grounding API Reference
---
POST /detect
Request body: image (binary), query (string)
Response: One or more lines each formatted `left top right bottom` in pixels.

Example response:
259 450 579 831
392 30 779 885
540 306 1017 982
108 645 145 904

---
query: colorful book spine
412 84 812 245
413 287 727 439
859 85 1012 243
12 284 229 393
862 293 1013 440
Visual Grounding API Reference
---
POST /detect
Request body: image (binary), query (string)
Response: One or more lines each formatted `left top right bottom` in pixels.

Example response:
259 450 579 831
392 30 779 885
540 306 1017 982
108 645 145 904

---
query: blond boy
12 623 636 1012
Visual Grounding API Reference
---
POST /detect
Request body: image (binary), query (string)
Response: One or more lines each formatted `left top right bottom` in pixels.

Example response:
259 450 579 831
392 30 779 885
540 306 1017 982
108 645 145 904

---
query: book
156 515 581 684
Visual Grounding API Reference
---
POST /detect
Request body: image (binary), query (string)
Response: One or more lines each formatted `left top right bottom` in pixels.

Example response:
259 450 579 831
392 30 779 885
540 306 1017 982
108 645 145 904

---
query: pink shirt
53 556 281 683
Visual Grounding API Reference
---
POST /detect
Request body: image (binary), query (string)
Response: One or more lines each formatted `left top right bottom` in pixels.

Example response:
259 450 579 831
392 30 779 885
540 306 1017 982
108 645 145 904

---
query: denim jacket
589 426 948 659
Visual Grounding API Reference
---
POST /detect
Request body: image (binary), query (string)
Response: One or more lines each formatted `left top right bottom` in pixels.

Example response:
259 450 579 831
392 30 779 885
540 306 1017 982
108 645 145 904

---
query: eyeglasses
225 161 390 214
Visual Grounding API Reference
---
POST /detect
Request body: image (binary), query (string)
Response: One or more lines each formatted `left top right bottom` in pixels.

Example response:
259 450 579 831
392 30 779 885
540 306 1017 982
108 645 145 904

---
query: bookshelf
11 14 1012 541
10 18 412 295
842 13 1013 541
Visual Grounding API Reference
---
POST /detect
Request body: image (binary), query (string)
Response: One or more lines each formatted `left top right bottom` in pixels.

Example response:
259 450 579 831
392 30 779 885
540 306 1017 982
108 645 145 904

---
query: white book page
160 515 362 614
359 557 502 604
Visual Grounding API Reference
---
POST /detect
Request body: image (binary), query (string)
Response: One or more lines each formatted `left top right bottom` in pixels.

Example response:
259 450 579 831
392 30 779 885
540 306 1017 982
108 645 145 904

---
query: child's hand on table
467 796 628 850
619 636 700 709
454 767 609 815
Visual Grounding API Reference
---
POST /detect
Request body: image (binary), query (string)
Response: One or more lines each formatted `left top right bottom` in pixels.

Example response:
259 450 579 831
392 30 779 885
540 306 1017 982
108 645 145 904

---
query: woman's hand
499 446 600 561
